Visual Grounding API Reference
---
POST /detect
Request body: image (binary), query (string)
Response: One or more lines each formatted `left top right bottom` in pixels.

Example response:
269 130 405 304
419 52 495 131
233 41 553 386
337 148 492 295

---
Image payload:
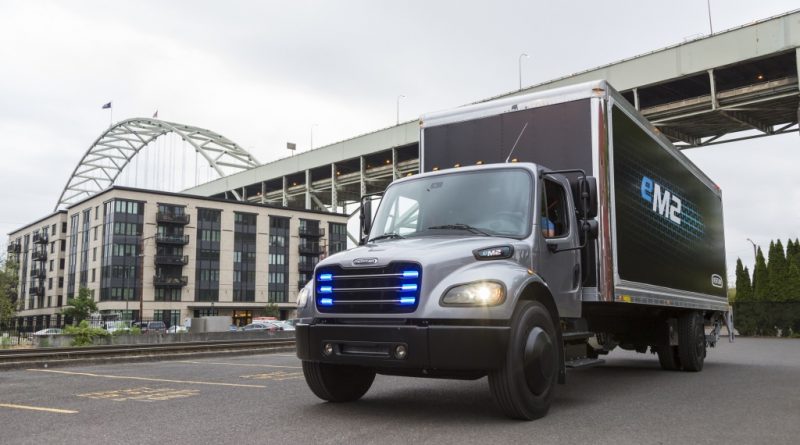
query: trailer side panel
611 106 727 298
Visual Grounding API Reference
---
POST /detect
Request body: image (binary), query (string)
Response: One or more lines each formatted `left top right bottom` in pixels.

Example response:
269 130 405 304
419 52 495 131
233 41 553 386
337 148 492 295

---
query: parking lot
1 337 798 444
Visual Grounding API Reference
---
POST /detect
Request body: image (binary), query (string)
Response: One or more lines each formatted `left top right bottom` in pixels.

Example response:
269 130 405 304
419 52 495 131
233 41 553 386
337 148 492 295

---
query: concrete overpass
185 9 800 212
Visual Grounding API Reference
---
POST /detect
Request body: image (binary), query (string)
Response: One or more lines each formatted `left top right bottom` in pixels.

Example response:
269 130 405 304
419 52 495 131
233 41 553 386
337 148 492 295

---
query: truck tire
678 312 706 372
489 301 558 420
656 346 681 371
302 361 376 402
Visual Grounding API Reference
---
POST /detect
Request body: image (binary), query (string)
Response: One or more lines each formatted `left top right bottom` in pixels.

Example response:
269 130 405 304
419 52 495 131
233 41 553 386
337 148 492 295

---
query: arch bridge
56 118 259 210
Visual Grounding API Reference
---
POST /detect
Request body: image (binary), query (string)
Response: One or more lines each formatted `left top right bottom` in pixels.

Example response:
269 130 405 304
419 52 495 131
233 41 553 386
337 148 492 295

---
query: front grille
315 262 422 314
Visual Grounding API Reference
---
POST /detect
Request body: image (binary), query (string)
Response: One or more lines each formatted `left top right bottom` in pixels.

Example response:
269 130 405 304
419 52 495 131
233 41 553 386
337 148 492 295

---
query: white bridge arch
56 118 260 210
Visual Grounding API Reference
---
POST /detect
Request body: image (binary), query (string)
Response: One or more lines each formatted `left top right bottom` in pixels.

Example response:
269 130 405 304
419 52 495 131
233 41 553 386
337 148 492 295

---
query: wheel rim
523 326 555 395
695 324 706 359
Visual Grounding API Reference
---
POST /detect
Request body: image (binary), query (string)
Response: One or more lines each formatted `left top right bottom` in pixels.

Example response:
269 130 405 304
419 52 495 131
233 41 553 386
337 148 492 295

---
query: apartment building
7 186 349 328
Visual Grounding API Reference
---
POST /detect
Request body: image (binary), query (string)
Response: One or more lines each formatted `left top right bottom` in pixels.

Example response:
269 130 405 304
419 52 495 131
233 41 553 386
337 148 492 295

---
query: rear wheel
302 361 376 402
678 312 706 372
656 345 681 371
489 301 559 420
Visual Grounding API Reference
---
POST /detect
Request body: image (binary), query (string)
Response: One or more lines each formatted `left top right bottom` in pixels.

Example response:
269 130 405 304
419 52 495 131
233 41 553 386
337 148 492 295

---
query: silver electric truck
296 80 731 420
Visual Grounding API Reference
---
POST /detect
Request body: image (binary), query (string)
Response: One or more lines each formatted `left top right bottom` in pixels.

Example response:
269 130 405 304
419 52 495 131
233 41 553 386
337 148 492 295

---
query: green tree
264 302 279 318
752 247 769 301
0 256 20 322
60 287 98 324
767 240 789 301
734 259 756 335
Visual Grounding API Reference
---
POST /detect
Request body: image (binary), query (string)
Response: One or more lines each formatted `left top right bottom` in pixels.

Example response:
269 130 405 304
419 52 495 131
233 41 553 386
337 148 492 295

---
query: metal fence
733 301 800 337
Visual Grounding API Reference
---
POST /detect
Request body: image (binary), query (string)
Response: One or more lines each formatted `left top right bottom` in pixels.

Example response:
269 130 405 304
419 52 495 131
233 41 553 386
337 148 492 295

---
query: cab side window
541 179 569 238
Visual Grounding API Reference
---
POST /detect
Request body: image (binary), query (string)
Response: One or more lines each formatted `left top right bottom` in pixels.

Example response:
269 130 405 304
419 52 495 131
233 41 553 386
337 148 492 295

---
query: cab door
535 177 582 318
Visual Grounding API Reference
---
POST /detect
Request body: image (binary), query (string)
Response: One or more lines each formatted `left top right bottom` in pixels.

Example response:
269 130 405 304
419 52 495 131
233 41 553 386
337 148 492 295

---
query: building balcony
156 234 190 245
31 250 47 261
33 233 48 244
156 212 191 225
7 243 20 253
299 226 325 237
298 244 321 255
153 275 188 288
298 262 317 273
33 269 46 279
154 255 189 266
30 286 44 297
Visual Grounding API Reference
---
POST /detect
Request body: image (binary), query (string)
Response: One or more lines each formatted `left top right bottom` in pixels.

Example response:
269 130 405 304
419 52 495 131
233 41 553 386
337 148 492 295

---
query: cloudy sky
1 0 798 281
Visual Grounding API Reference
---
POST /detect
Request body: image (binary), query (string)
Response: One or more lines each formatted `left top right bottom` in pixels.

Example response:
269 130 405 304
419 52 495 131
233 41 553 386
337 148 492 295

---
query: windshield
369 168 533 240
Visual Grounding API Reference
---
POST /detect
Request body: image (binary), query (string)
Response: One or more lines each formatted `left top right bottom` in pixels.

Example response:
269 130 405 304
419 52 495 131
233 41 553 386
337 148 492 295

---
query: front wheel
302 361 376 402
489 301 559 420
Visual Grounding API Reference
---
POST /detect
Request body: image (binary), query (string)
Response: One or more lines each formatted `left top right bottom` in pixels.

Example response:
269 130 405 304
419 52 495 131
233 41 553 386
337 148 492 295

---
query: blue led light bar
399 297 416 305
318 273 333 282
401 283 418 292
319 286 333 294
319 298 334 306
401 270 419 279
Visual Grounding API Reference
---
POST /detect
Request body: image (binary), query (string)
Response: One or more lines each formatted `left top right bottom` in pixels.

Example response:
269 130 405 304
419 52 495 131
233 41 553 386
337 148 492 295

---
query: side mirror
573 176 598 219
359 195 374 245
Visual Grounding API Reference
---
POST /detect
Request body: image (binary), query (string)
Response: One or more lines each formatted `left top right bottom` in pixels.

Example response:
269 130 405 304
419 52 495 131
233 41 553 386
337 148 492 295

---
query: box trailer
296 80 731 420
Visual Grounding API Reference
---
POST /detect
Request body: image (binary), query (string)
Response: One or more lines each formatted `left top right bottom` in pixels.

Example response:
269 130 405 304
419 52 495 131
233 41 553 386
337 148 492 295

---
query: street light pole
518 53 529 90
310 124 318 150
746 238 758 263
396 95 406 125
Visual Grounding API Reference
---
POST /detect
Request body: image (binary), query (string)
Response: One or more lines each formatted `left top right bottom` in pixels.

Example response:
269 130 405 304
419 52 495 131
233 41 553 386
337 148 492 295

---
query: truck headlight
441 281 505 306
297 285 310 308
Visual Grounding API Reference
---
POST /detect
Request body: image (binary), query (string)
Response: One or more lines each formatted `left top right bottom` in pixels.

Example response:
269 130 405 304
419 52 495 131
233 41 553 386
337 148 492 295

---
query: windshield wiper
426 224 491 236
369 232 406 242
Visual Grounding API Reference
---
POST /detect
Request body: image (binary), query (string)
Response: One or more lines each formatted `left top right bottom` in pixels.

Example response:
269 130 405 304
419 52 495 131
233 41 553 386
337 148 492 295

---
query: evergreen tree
767 240 788 301
734 258 752 301
734 258 756 336
752 247 769 301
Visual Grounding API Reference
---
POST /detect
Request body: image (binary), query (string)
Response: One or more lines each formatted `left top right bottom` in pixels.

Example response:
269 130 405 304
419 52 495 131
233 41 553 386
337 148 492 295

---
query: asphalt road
0 337 797 445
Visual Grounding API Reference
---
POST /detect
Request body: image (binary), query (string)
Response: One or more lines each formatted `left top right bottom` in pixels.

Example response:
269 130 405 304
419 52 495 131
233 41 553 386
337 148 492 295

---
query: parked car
105 320 133 334
139 321 167 334
33 328 63 336
166 325 188 334
242 322 281 332
272 321 295 331
229 324 241 332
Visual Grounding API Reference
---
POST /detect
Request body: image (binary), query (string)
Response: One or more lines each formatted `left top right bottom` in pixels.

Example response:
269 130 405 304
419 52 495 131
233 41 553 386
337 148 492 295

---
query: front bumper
296 321 510 371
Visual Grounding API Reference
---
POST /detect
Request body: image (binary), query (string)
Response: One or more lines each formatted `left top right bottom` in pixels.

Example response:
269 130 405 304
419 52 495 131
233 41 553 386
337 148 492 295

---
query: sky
0 0 798 282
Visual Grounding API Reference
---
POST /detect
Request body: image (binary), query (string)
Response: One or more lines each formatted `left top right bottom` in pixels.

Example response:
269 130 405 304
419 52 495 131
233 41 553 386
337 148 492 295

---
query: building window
99 199 144 302
58 277 64 288
233 212 257 302
268 216 290 303
49 260 54 272
91 269 96 283
195 208 221 302
329 222 348 255
94 226 98 241
51 224 56 236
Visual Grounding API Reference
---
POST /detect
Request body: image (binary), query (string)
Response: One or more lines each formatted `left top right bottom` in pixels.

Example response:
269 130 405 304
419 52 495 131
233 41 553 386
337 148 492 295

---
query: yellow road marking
176 360 301 369
27 369 266 388
240 371 303 381
0 403 78 414
78 387 200 403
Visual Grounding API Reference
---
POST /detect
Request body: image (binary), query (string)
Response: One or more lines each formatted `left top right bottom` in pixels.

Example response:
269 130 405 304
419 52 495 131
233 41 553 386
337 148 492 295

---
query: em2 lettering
640 176 682 225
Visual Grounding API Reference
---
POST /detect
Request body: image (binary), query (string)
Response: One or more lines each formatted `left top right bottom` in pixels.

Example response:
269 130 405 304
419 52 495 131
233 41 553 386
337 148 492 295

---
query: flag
153 110 158 118
101 102 112 109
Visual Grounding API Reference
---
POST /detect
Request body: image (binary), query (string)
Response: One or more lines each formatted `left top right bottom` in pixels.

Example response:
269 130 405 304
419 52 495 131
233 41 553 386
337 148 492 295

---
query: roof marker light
319 286 333 294
402 270 419 279
319 298 334 306
399 297 416 305
318 273 333 282
401 283 418 292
